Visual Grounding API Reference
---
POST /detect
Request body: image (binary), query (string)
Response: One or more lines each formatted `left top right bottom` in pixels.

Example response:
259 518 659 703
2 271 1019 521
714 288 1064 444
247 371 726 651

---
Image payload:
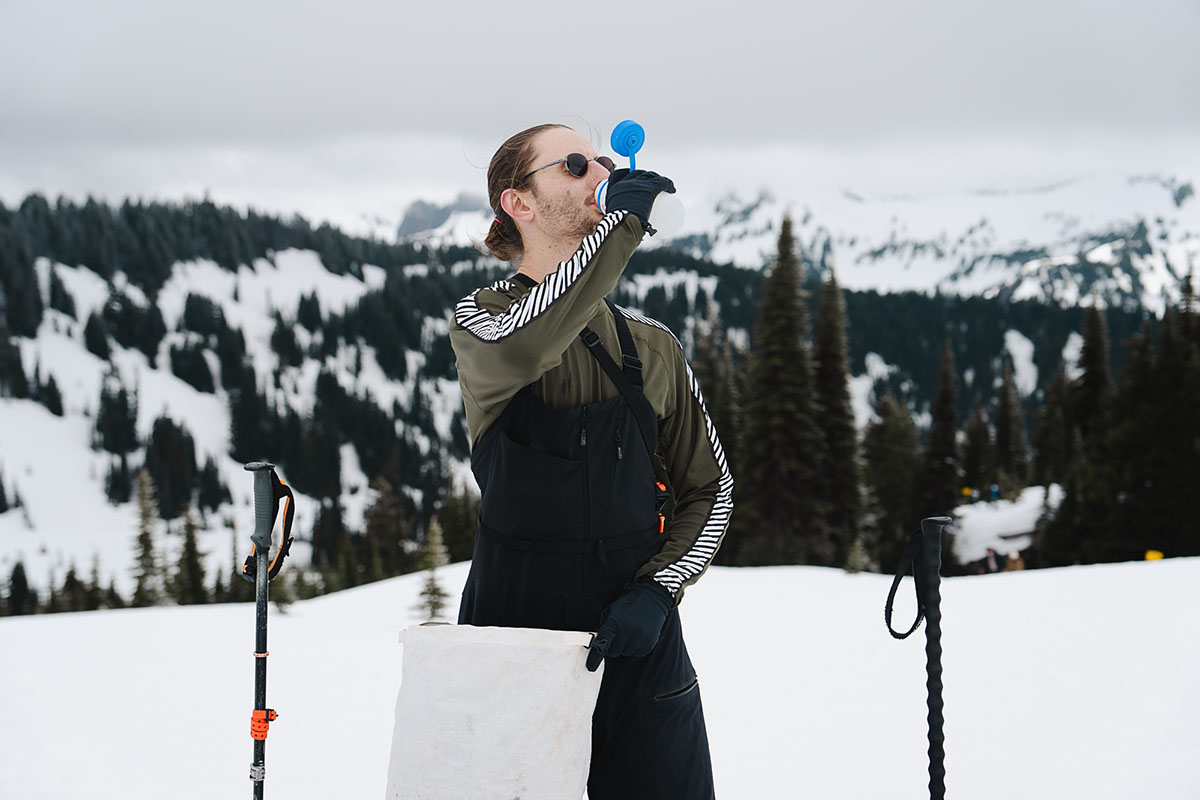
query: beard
532 186 600 241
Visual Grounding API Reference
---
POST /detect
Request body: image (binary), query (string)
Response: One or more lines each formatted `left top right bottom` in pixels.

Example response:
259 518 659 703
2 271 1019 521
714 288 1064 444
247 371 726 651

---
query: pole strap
240 468 296 583
884 517 950 800
884 529 926 639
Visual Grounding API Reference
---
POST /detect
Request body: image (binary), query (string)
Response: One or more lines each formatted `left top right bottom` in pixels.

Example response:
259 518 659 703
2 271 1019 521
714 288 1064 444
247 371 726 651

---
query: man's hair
484 123 568 262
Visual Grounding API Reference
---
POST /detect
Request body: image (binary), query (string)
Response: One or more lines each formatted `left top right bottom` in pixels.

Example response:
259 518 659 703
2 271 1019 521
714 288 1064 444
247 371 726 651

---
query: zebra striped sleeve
617 306 734 597
453 210 628 341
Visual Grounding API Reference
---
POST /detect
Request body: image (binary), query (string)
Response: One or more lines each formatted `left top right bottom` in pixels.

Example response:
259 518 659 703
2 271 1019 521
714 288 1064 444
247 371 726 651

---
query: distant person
1005 550 1025 571
985 547 1001 573
449 123 732 799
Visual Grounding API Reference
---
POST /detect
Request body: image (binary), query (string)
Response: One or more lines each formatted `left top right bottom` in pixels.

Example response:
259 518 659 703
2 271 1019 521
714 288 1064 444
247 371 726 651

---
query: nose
587 158 611 189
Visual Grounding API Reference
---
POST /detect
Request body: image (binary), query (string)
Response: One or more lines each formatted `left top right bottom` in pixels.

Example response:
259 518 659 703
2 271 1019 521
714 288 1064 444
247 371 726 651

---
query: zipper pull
580 408 588 446
615 429 623 460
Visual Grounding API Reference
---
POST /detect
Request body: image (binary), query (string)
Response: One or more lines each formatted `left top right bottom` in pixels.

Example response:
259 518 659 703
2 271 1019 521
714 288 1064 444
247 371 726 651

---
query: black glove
604 169 676 234
586 578 673 672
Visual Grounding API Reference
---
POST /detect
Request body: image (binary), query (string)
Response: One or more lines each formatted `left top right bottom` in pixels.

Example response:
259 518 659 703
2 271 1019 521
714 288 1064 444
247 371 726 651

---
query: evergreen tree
0 466 8 514
733 215 829 566
0 335 30 398
271 312 303 368
84 557 103 611
994 358 1028 488
690 301 740 480
41 374 64 416
84 312 111 359
6 561 36 615
311 498 348 572
131 469 163 607
1071 304 1113 446
1031 364 1073 486
144 415 198 520
169 341 215 393
48 266 76 318
961 399 993 496
95 368 138 455
104 580 126 609
197 457 230 513
227 528 253 603
861 395 921 572
60 563 86 612
171 505 208 605
413 519 451 620
438 478 480 564
362 476 417 580
812 271 861 566
297 291 323 332
916 340 960 519
105 454 133 504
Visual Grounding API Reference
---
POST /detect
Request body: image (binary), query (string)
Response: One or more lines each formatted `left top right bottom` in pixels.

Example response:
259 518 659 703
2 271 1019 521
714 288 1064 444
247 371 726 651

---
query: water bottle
594 179 685 238
595 119 686 238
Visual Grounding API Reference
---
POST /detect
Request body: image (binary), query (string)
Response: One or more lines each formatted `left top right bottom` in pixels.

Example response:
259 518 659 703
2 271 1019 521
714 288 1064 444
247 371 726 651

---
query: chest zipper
580 407 588 447
615 429 623 461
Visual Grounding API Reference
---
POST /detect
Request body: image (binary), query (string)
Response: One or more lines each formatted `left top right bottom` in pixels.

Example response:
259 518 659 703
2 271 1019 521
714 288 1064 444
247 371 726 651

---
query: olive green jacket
449 210 733 603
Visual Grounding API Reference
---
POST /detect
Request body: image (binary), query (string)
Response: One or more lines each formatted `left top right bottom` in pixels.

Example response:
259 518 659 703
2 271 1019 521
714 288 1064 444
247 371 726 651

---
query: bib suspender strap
579 298 658 460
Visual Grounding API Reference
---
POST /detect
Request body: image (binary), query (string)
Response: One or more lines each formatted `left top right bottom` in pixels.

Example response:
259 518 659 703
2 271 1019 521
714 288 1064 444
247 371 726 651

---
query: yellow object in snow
1145 550 1164 561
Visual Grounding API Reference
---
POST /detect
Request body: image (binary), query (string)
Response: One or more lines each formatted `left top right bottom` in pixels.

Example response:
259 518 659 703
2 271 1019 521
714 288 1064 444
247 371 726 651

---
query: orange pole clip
251 709 278 741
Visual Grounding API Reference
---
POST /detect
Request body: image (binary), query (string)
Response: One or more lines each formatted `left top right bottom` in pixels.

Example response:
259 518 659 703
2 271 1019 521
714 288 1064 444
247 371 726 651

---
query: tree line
696 216 1198 573
3 195 1193 615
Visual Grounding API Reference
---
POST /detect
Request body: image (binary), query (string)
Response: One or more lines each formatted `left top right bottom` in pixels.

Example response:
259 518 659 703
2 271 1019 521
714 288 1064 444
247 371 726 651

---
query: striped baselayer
615 305 734 597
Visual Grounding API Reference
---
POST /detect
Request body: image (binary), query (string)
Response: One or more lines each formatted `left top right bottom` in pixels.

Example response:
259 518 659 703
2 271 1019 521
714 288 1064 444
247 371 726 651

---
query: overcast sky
2 0 1197 232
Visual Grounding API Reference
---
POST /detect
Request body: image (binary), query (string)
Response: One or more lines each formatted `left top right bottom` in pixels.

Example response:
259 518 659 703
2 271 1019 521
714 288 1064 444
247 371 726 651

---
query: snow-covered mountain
1 171 1192 603
400 173 1199 314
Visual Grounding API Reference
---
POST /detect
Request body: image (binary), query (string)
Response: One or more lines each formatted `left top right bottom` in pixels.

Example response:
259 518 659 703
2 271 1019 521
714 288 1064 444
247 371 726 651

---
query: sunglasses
521 153 615 183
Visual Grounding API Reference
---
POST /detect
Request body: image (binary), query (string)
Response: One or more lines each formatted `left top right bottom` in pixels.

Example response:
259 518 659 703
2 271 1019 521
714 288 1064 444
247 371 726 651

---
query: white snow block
385 624 603 800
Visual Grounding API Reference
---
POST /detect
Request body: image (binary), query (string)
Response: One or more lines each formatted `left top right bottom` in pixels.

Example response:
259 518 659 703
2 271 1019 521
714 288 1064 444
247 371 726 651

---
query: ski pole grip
245 462 276 549
920 516 951 588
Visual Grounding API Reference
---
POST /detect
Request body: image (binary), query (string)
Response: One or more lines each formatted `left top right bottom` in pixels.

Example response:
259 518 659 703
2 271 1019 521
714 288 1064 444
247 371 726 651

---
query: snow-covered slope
2 556 1195 799
0 252 452 597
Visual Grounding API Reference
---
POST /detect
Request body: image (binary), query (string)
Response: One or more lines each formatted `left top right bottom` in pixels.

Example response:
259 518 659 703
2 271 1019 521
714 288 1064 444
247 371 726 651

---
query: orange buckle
658 514 665 534
251 709 278 741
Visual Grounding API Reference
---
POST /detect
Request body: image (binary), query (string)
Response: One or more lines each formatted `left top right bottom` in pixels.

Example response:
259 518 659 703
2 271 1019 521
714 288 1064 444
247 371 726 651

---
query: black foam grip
250 468 274 549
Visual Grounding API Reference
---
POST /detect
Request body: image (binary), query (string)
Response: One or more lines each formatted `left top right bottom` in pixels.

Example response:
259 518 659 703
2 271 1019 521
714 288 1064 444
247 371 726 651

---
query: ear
500 188 535 224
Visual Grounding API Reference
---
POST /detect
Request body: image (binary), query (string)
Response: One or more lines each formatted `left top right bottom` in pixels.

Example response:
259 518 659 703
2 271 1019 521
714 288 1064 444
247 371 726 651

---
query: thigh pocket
651 675 699 704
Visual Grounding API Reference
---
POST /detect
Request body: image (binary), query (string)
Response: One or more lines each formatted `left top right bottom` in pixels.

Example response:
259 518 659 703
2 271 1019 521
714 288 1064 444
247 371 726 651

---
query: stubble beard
533 186 599 243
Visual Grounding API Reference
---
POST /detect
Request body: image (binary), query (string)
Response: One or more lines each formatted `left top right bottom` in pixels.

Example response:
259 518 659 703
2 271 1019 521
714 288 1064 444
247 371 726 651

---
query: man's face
524 127 611 243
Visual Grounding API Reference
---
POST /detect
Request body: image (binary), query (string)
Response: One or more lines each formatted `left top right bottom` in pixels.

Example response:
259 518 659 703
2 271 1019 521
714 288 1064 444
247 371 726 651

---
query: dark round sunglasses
521 153 614 183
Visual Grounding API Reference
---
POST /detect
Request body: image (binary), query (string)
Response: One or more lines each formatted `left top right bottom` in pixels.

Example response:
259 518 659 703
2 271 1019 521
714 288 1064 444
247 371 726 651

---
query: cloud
1 0 1197 226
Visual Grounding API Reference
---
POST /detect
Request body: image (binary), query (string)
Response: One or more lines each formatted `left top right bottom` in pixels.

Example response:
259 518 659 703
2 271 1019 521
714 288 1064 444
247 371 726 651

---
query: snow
849 352 900 428
1062 332 1084 380
952 485 1063 563
1 554 1196 799
1003 329 1038 396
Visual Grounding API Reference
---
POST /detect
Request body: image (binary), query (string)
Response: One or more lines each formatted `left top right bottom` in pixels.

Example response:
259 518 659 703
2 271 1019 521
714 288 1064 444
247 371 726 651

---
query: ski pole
240 462 295 799
884 515 952 800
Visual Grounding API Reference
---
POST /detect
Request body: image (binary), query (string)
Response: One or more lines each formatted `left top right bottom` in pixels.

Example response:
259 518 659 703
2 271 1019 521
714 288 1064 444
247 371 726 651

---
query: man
450 123 733 799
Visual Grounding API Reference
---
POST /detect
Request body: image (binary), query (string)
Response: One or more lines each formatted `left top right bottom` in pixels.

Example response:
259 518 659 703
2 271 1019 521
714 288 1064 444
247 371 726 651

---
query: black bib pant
459 307 716 800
